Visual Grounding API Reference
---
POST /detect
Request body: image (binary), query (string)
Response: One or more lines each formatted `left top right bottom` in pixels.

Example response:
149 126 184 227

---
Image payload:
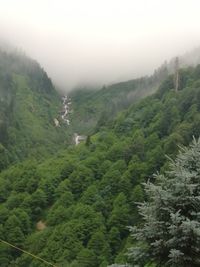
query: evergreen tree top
128 138 200 267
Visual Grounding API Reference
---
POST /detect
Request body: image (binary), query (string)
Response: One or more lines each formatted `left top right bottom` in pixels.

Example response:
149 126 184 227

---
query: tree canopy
128 138 200 267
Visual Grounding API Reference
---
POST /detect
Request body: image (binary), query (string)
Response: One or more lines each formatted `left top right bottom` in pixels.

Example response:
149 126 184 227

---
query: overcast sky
0 0 200 90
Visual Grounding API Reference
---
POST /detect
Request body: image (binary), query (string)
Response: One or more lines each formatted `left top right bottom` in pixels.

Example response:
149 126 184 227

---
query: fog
1 0 200 90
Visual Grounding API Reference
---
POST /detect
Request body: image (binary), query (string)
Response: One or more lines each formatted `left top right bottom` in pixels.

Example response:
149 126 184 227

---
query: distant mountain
0 49 67 168
68 47 200 136
69 72 166 135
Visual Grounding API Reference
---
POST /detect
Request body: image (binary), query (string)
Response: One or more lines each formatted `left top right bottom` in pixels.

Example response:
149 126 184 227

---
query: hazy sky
0 0 200 90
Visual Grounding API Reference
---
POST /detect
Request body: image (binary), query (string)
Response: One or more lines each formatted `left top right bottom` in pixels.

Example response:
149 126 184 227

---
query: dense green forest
0 51 200 267
69 62 169 135
0 49 68 168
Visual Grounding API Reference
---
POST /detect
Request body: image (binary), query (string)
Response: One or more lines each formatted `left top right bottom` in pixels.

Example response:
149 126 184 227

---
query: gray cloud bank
1 0 200 91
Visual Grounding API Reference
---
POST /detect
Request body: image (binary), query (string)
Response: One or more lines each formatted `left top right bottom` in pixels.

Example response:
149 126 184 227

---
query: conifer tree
128 138 200 267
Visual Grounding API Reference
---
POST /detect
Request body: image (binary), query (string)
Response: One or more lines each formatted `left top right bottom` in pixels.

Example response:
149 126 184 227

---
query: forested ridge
68 62 169 135
0 49 68 169
68 47 200 136
0 52 200 267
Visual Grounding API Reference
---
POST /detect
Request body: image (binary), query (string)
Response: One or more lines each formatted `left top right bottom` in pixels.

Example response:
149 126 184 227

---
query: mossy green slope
0 50 67 167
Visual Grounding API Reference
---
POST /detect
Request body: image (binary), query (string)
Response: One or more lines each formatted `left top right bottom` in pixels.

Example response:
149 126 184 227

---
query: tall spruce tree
128 138 200 267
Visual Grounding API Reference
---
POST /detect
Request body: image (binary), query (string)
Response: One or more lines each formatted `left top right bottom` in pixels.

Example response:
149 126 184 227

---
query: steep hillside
0 50 68 168
62 48 200 136
69 48 200 137
68 66 168 135
1 64 200 266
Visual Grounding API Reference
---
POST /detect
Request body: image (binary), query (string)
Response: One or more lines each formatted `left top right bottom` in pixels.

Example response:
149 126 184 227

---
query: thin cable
0 239 59 267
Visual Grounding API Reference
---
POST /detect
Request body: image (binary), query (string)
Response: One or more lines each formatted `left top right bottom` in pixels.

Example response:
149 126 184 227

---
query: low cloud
1 0 200 90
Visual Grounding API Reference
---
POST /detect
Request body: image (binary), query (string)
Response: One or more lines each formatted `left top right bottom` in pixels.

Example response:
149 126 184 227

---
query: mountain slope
60 48 200 136
1 64 200 266
0 50 67 168
68 66 168 135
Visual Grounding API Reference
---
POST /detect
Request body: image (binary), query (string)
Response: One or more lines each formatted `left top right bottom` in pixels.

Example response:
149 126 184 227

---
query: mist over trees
1 1 200 266
0 50 200 266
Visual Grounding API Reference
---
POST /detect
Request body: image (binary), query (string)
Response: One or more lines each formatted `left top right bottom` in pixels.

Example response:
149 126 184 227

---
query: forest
0 49 68 168
0 50 200 267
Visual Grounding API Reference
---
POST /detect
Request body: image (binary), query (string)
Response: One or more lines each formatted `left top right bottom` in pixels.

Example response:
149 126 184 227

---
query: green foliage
1 61 200 266
0 49 68 166
108 193 130 237
76 248 97 267
128 138 200 267
69 72 162 135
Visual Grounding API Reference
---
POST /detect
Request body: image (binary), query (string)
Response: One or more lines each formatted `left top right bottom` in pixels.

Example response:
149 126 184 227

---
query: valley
0 49 200 267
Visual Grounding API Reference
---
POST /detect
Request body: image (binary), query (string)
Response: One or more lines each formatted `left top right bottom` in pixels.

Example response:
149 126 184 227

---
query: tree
0 241 12 267
5 215 25 248
11 208 31 235
0 143 9 170
85 135 92 147
88 231 111 263
128 138 200 267
69 166 94 197
109 227 121 255
108 193 130 237
76 248 97 267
